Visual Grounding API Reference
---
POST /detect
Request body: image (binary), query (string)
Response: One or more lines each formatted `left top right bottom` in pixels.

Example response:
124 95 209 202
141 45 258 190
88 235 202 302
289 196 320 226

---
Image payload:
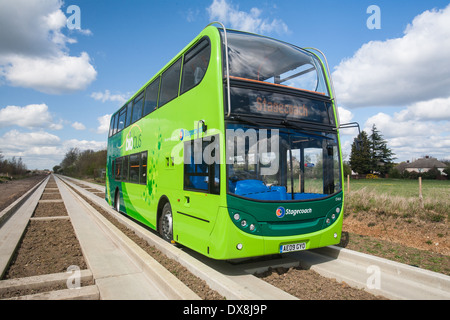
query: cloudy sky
0 0 449 169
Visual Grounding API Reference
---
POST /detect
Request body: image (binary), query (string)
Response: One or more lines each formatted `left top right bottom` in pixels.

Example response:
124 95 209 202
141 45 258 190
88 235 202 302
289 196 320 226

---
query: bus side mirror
355 139 362 151
339 122 362 150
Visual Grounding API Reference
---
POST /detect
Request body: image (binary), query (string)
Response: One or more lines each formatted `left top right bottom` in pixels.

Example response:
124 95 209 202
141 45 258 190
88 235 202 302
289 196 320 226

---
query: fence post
419 177 424 209
347 174 350 193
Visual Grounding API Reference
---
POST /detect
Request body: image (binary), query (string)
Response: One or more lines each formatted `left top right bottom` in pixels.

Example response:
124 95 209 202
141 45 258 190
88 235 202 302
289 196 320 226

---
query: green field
345 178 450 198
344 178 450 221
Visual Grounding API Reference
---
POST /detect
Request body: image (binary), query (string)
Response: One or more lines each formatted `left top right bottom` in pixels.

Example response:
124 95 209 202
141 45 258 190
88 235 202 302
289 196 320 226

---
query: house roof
405 157 446 169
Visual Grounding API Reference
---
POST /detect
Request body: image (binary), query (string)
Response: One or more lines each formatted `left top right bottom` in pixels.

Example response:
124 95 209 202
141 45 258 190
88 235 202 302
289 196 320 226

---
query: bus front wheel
159 202 173 242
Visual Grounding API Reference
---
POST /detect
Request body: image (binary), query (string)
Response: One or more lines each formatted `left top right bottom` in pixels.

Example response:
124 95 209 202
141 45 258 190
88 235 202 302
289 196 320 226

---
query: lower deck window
184 135 220 194
114 151 147 185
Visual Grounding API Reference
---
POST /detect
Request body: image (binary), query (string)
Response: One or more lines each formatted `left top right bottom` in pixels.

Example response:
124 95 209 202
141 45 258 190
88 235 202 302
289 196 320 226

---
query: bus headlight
229 210 259 234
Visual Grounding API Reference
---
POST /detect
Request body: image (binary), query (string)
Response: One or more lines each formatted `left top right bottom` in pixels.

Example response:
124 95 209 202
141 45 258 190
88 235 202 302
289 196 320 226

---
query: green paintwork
106 25 344 260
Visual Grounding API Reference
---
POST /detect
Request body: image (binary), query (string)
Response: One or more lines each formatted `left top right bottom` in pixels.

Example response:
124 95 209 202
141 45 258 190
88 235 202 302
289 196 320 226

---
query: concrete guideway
289 246 450 300
59 175 298 300
64 175 450 301
0 176 49 278
54 175 200 300
0 176 48 226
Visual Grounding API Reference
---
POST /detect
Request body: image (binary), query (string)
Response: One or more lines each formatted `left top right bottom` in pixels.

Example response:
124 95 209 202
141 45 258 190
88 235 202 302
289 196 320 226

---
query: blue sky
0 0 449 169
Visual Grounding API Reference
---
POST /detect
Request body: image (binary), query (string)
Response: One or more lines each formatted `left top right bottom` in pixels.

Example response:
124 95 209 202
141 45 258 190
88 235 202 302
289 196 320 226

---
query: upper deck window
222 30 329 96
159 58 182 107
181 38 211 94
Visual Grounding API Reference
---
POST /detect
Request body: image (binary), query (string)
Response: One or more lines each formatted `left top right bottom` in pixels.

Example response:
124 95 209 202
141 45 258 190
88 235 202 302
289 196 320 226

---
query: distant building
404 156 447 175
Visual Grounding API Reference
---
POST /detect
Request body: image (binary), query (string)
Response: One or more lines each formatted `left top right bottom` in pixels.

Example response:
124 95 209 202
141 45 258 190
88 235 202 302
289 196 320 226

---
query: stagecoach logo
179 128 199 141
276 207 286 218
179 129 184 141
276 206 312 218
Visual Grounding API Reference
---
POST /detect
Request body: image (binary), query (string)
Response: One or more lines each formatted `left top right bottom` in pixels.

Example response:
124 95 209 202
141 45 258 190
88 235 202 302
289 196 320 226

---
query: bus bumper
208 207 343 260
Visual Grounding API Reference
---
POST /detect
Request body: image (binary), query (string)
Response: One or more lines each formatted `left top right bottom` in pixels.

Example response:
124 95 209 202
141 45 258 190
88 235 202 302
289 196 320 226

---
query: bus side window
132 92 144 124
125 101 133 127
117 107 126 132
143 77 159 116
129 154 140 183
109 113 117 137
181 39 211 94
159 58 182 107
122 155 129 182
115 157 122 181
184 135 220 194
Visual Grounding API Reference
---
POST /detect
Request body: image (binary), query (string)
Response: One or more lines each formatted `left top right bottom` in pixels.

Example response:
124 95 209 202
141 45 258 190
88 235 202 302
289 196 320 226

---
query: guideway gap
0 175 98 300
54 175 199 300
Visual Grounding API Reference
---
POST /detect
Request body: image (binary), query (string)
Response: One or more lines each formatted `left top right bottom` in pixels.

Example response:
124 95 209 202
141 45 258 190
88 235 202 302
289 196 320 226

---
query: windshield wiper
229 115 261 126
281 119 334 140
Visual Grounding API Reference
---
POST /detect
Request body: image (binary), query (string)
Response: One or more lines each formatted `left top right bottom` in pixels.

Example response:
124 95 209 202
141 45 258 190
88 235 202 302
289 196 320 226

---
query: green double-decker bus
106 23 344 260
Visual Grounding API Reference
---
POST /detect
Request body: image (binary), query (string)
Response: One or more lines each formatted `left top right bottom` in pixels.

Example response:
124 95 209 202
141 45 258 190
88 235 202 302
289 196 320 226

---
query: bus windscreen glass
222 30 329 96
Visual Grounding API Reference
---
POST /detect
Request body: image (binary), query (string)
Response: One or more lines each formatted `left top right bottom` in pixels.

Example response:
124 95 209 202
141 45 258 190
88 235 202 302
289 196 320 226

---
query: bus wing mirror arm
339 122 362 150
197 120 207 139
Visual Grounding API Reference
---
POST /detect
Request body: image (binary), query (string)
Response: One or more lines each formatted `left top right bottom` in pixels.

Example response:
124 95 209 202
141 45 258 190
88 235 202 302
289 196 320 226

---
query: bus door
178 134 221 251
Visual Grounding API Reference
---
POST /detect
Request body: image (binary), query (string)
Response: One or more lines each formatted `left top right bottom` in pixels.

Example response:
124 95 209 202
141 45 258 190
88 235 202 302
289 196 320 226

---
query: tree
58 148 106 179
60 148 80 174
369 124 396 176
349 131 371 175
349 125 395 176
443 160 450 177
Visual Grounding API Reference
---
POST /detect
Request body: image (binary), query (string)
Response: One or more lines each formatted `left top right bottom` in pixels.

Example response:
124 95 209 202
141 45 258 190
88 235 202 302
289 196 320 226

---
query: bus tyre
159 202 173 242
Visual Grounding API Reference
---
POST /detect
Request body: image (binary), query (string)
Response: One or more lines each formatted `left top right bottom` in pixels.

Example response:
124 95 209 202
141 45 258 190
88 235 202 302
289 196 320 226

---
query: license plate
280 242 306 253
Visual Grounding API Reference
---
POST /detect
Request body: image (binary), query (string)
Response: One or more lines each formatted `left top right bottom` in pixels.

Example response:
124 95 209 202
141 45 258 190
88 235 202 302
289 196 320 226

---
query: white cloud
91 90 128 104
333 4 450 108
0 129 106 169
97 114 111 134
207 0 289 34
363 111 450 161
72 122 86 131
338 106 353 123
2 52 96 94
0 104 63 130
63 139 106 152
0 130 61 157
364 112 443 138
0 0 97 94
337 106 358 136
396 97 450 121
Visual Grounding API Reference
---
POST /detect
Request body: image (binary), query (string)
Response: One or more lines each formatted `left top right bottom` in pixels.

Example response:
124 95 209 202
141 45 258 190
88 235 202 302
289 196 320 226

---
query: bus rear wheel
159 202 173 242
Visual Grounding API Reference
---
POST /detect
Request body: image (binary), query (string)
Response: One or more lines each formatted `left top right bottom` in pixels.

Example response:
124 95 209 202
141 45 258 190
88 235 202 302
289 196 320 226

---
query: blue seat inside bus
188 176 208 191
230 179 325 201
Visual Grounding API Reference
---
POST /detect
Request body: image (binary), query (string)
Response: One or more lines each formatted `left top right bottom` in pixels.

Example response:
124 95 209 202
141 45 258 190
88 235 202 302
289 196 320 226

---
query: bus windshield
222 30 329 96
226 124 341 201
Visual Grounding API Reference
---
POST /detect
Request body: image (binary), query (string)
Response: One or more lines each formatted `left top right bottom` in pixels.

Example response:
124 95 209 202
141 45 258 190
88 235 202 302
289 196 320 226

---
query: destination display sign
230 87 334 125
